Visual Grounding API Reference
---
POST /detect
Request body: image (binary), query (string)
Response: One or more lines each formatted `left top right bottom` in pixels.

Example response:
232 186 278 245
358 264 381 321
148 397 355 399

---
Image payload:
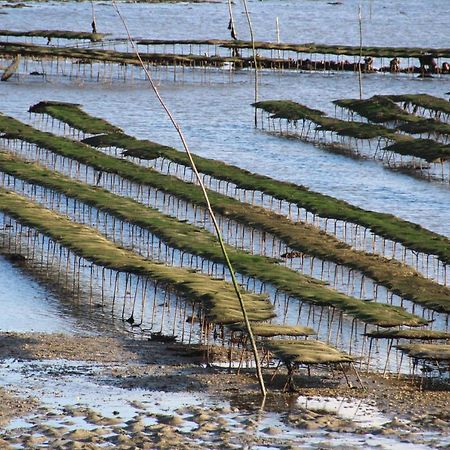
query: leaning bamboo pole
358 5 363 100
241 0 259 126
227 0 238 41
112 1 267 396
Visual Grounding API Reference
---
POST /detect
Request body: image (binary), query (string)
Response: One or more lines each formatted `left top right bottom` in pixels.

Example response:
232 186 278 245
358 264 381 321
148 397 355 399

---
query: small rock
129 400 146 410
262 426 281 435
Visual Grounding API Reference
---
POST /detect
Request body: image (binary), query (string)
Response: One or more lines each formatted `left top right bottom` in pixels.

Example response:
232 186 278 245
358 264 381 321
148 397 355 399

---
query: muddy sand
0 331 449 449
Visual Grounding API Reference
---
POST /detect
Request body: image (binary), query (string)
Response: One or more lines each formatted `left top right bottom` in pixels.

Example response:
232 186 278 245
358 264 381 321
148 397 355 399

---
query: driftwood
1 55 20 81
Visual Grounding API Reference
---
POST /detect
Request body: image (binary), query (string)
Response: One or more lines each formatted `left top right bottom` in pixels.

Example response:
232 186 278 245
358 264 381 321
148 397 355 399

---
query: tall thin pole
112 1 266 397
358 4 363 99
242 0 259 126
227 0 238 40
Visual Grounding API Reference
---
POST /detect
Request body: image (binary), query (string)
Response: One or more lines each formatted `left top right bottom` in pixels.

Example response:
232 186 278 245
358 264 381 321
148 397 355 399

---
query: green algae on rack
0 189 274 325
223 40 450 59
396 119 450 137
333 96 420 124
0 29 108 42
264 339 355 365
2 37 450 80
396 343 450 363
254 99 450 162
29 101 122 136
13 109 450 315
255 99 397 140
25 101 450 264
3 188 357 374
262 339 357 390
137 38 450 59
365 329 450 341
0 41 243 70
334 95 450 137
383 139 450 162
229 323 316 337
388 94 450 117
0 152 431 326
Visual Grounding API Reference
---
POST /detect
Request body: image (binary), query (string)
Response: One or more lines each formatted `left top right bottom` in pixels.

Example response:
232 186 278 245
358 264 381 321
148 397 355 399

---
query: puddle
0 358 445 449
297 395 390 428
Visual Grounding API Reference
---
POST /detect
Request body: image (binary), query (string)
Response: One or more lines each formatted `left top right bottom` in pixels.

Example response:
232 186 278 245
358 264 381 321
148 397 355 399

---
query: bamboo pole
112 1 266 396
241 0 259 126
358 5 363 100
227 0 238 41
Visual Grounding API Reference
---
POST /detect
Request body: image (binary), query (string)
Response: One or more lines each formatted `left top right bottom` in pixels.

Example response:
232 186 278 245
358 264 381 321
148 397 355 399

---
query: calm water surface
2 72 449 235
0 255 84 333
1 1 449 235
1 0 449 47
0 1 449 334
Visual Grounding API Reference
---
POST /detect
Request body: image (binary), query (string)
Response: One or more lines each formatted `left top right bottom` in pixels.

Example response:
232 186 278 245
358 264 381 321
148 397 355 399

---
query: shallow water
0 5 449 449
1 0 449 47
0 0 449 393
1 47 449 236
0 255 84 334
0 252 143 336
296 395 389 428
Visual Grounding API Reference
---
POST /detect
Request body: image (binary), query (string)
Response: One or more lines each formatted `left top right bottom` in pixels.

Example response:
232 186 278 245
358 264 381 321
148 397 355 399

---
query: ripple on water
0 256 80 333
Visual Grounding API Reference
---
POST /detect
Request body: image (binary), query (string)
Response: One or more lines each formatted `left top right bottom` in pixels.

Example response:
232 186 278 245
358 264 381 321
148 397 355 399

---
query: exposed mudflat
0 332 449 449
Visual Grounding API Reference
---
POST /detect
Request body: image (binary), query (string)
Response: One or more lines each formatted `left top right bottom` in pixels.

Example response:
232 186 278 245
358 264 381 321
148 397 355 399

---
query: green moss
0 152 431 325
396 343 450 361
29 102 122 135
26 102 450 266
365 329 450 340
0 189 274 325
264 339 355 365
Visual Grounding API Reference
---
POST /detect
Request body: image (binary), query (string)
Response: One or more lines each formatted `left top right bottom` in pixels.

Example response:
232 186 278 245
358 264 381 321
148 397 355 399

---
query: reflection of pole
276 17 280 43
358 5 363 99
275 17 280 59
112 0 267 398
242 0 259 127
91 0 97 34
227 0 238 40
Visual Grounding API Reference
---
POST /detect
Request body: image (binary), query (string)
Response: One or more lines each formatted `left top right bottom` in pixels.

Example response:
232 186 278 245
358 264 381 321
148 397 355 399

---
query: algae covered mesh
1 99 449 385
2 111 446 321
1 5 450 444
1 31 450 82
21 102 450 315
